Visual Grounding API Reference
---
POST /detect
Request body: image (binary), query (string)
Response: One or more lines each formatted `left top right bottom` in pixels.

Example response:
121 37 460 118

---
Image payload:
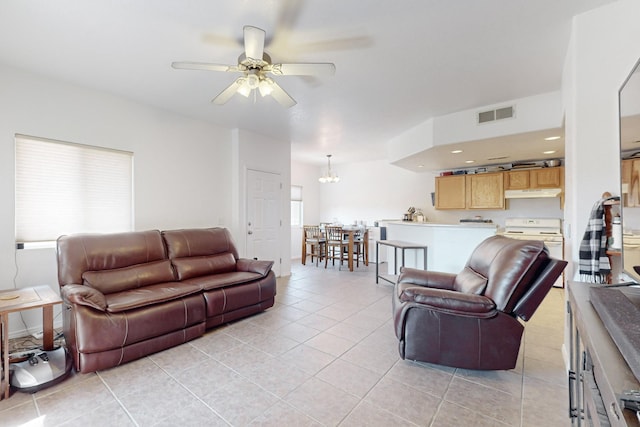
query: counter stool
302 225 326 266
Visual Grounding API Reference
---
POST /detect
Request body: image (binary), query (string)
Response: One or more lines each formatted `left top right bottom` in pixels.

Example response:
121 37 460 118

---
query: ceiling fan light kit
172 25 336 108
319 154 340 183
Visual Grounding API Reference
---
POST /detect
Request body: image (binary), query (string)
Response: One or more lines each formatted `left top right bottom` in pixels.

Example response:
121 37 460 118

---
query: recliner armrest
398 267 456 290
399 286 497 318
61 284 107 312
236 258 274 277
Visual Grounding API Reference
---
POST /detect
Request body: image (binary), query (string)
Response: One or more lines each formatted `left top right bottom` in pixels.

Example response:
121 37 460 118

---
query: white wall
563 0 640 279
0 64 244 336
233 128 291 276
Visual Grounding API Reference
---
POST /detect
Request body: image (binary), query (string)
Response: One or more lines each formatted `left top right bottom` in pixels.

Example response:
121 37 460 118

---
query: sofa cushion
183 271 263 291
82 260 176 294
104 281 203 313
171 253 237 281
57 230 167 287
162 228 239 259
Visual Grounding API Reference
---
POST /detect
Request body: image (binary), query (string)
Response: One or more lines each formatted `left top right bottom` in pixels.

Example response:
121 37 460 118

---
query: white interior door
246 169 281 276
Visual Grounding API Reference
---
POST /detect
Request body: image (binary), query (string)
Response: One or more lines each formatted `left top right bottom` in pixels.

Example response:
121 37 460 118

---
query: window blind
291 185 303 201
15 135 133 242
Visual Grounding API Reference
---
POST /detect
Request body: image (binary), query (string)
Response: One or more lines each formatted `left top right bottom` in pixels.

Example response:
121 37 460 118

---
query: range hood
504 188 562 199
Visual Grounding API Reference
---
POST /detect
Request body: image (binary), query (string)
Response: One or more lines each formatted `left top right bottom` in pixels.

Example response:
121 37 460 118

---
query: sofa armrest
61 284 107 312
399 286 496 318
397 267 456 290
236 259 274 277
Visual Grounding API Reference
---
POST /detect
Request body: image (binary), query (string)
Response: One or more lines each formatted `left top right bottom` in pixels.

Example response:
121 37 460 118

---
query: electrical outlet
32 331 43 340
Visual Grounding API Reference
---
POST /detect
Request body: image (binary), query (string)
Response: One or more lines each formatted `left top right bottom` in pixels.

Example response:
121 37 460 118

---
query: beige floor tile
0 401 39 427
341 340 400 374
387 360 454 398
201 376 279 425
189 329 244 357
316 358 383 398
445 377 521 426
277 322 322 343
58 400 136 426
304 331 356 357
243 357 312 397
432 401 512 426
285 377 360 425
364 376 441 425
35 375 118 426
296 312 339 331
340 401 417 426
172 357 241 398
454 367 523 397
247 400 322 426
521 376 569 426
279 344 335 375
247 331 300 356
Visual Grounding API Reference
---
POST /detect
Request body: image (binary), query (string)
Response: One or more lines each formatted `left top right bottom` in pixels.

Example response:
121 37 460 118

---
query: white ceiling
0 0 618 168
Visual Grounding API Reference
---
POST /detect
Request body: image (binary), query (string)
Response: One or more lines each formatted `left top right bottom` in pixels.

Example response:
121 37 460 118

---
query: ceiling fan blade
172 62 239 72
212 79 243 105
269 81 297 108
244 26 265 61
268 63 336 76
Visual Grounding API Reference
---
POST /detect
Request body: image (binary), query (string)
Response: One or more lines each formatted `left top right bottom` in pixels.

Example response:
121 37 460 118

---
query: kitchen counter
385 220 497 228
385 221 498 274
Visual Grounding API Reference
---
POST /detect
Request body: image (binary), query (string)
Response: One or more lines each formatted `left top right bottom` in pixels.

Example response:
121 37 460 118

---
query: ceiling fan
172 25 336 108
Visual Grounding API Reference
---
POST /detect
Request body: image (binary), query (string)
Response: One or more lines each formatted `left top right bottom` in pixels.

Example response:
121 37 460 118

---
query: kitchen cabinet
435 173 504 210
622 159 640 207
504 170 530 190
530 166 563 188
466 173 505 209
435 175 466 209
504 167 563 190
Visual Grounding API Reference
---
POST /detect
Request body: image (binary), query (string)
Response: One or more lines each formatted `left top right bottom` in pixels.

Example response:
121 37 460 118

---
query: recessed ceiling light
544 136 561 141
543 150 556 154
465 160 475 164
418 165 424 168
451 150 463 154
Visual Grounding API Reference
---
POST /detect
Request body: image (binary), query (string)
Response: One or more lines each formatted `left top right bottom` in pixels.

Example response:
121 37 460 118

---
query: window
15 134 133 243
291 185 303 227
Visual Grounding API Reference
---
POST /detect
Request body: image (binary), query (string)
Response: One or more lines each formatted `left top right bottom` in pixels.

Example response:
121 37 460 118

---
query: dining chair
352 229 366 267
302 225 326 266
325 226 348 269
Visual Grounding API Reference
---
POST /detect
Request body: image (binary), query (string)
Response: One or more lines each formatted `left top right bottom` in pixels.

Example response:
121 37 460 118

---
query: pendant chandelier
319 154 340 183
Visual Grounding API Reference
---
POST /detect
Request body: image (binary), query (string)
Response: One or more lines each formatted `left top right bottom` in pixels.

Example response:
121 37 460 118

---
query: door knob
248 230 253 235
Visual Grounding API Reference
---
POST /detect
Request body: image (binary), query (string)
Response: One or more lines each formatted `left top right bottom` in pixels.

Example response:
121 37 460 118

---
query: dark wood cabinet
568 281 640 426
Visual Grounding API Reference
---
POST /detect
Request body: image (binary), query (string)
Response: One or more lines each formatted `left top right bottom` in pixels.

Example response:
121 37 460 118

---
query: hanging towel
579 196 620 283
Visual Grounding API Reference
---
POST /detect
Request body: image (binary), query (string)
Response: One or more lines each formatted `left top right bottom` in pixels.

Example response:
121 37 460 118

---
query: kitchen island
384 221 498 274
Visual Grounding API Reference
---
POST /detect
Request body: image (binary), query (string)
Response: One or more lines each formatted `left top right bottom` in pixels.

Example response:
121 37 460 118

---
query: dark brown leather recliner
392 235 567 370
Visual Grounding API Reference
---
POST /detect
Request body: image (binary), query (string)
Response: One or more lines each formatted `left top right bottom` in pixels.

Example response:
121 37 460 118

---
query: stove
500 218 563 242
499 218 564 287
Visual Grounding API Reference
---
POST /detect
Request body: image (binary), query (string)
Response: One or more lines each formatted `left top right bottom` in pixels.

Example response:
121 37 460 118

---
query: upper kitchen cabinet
435 175 466 209
466 173 505 209
504 166 563 190
530 166 563 188
435 173 504 210
622 159 640 207
503 170 530 190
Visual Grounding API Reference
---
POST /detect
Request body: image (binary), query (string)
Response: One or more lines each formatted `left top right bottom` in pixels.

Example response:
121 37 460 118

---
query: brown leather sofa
56 227 276 373
392 235 567 370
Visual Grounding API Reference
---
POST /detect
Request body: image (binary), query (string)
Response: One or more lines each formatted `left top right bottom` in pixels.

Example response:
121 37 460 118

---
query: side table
0 286 62 399
375 240 428 285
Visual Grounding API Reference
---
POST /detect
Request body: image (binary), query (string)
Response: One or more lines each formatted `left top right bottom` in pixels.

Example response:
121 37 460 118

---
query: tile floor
0 262 569 426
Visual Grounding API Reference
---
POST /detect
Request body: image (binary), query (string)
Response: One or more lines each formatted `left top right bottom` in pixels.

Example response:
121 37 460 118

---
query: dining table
340 225 369 272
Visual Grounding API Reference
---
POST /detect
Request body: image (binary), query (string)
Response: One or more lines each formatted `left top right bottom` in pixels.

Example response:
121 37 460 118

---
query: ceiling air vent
477 106 515 124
